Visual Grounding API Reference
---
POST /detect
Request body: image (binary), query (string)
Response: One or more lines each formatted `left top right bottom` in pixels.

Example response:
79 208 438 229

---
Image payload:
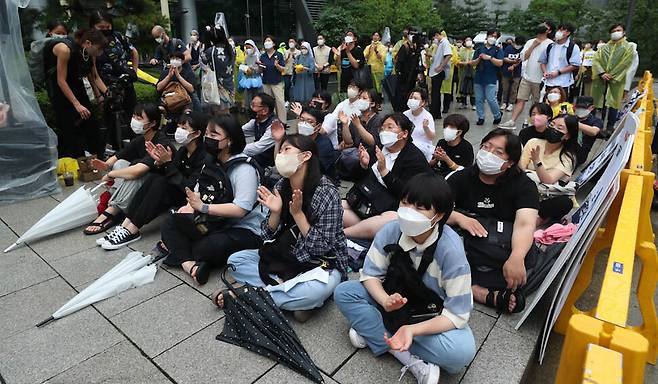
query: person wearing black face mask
90 10 140 150
241 93 281 167
519 114 579 222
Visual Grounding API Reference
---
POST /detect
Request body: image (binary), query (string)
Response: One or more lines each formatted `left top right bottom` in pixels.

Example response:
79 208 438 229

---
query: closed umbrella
216 265 324 383
4 183 104 253
36 251 164 327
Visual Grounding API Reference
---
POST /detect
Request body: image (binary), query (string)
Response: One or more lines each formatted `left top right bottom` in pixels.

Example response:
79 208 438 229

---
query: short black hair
208 114 246 155
401 173 454 216
179 111 209 136
486 28 499 37
264 35 276 44
47 20 68 33
383 113 414 135
558 23 575 33
254 93 276 115
515 35 526 46
134 103 162 130
609 23 625 33
443 114 469 135
311 90 332 109
301 107 325 125
575 96 594 108
409 87 428 102
530 102 553 117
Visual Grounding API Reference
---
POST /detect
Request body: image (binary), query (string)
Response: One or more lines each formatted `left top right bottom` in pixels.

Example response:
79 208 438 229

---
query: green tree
491 0 508 28
314 4 357 47
455 0 491 38
354 0 442 39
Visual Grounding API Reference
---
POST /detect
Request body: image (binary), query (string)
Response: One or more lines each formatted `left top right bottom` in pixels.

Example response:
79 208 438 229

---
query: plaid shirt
261 176 349 278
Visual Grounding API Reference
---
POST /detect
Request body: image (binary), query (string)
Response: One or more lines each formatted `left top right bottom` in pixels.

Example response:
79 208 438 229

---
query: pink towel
534 223 578 245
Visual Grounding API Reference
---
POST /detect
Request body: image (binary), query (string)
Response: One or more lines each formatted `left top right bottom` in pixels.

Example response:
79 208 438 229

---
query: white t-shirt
403 108 435 161
323 98 361 149
429 38 452 78
520 38 553 84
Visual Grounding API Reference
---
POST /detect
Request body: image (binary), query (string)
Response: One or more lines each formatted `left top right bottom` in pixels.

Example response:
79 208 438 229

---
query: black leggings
126 174 187 228
539 196 573 221
161 213 263 267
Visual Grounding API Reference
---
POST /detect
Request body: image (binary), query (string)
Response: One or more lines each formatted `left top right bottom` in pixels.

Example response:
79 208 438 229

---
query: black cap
575 96 594 108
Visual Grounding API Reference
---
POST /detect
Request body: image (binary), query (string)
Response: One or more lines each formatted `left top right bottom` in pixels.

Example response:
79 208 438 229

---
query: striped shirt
360 221 473 329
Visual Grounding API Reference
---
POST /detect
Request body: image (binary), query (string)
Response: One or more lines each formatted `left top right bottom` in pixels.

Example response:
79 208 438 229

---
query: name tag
497 221 504 233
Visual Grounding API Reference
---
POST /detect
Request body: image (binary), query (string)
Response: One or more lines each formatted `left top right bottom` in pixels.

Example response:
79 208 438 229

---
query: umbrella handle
221 264 238 291
36 316 55 327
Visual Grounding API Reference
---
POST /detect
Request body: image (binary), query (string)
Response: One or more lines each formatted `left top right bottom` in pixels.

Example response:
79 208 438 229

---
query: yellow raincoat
441 43 460 95
591 38 634 110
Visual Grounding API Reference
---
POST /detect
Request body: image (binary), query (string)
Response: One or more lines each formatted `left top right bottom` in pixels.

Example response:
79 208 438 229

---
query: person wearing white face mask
150 25 193 68
456 38 476 110
446 129 539 314
258 35 287 121
342 114 431 240
292 41 316 104
283 38 300 103
219 134 348 323
332 30 365 96
591 23 635 131
156 52 196 114
160 115 265 285
98 111 209 250
429 114 474 177
428 30 452 119
313 34 332 91
544 87 574 117
364 32 388 94
84 104 174 236
335 173 476 384
538 23 581 97
187 30 205 70
322 81 364 149
239 40 264 108
467 29 504 125
403 88 436 160
572 96 602 165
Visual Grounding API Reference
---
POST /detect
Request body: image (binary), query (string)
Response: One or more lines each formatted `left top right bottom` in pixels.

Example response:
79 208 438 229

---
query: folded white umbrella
4 183 104 253
37 251 162 327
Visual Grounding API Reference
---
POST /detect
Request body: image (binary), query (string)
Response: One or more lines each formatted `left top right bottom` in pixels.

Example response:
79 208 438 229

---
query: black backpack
546 41 578 78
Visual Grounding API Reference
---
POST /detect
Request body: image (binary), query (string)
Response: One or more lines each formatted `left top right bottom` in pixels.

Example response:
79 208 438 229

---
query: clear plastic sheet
0 0 60 204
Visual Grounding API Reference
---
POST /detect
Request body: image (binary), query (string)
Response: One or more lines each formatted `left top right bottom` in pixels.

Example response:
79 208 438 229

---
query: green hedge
36 81 158 132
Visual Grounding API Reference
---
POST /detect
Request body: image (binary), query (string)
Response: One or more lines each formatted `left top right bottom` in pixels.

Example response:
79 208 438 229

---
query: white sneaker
399 355 441 384
348 328 367 349
471 105 476 110
101 227 141 250
500 103 506 111
498 119 517 130
506 103 515 112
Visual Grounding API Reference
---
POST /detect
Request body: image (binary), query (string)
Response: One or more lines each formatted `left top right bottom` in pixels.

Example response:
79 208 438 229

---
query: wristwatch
556 69 562 75
200 204 209 214
536 162 543 168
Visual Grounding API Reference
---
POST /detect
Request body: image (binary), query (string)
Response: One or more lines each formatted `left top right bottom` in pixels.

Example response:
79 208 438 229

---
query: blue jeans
474 83 501 121
227 249 342 311
334 281 476 374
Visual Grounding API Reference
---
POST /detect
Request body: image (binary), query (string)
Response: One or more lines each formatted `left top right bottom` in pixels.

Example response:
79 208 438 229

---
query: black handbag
352 64 374 90
345 174 397 219
377 240 444 333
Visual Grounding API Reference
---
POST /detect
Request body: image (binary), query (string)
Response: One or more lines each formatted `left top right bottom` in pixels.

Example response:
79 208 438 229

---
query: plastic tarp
0 0 59 204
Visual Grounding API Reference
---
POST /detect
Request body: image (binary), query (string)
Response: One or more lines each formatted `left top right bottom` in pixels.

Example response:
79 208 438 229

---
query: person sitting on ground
217 134 348 323
403 88 436 161
447 129 539 314
241 92 281 168
159 114 265 284
342 113 431 240
322 81 368 150
97 111 209 250
273 107 338 181
290 89 333 117
84 103 173 235
520 114 579 223
544 87 574 117
334 173 476 384
573 96 602 165
429 114 474 177
518 102 553 146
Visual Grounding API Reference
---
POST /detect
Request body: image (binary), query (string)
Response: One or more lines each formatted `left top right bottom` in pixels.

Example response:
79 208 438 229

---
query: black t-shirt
434 138 474 176
341 46 365 72
518 126 545 146
447 167 540 223
116 130 174 167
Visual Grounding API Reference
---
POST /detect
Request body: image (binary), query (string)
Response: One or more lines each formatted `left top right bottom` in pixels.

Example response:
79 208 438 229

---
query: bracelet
556 69 562 75
200 204 209 214
536 162 543 168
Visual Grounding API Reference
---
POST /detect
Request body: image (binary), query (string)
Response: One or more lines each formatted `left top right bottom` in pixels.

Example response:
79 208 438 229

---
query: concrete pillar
180 0 198 39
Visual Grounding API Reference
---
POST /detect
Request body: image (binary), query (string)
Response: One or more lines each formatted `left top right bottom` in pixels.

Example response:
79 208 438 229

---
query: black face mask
204 137 221 158
545 128 565 143
100 29 113 38
536 25 548 35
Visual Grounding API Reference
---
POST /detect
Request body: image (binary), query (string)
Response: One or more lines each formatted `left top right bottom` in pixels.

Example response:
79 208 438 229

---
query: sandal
190 261 210 285
485 289 526 314
211 288 230 309
83 211 120 235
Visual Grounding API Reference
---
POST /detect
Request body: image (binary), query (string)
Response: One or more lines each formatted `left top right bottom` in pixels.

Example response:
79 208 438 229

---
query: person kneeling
218 134 349 323
334 174 476 384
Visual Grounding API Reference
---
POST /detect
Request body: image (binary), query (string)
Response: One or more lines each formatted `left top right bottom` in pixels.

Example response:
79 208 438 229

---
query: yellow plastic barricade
582 343 623 384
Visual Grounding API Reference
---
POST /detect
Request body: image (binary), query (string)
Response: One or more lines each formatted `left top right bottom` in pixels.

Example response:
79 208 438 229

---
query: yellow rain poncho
591 38 634 110
441 43 460 95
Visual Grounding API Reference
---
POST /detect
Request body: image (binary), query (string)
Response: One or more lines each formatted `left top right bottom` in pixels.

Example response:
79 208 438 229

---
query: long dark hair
207 114 246 155
557 114 580 169
471 128 522 183
209 26 233 61
279 134 322 219
88 10 113 28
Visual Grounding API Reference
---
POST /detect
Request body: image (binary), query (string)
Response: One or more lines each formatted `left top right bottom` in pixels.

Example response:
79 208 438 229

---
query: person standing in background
457 37 476 110
428 30 452 120
313 34 332 91
364 32 387 94
500 36 525 112
283 38 300 103
623 41 639 97
332 30 365 97
469 29 504 126
259 36 287 121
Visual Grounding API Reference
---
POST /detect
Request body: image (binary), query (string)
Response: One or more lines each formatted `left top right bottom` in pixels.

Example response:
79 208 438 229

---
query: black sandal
486 289 526 314
211 288 230 309
191 261 210 285
83 211 119 235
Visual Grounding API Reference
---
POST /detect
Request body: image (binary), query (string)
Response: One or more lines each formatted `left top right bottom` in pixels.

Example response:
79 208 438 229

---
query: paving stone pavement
1 105 556 384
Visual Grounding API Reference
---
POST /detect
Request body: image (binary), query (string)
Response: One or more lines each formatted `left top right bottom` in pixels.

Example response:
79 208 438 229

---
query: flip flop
211 288 230 309
191 261 210 285
83 212 119 235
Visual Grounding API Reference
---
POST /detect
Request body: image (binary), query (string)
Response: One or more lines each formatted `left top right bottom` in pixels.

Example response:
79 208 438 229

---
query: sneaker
399 355 441 384
101 227 141 250
476 119 484 125
498 119 517 130
493 116 502 125
348 328 367 349
95 226 119 246
500 103 507 111
506 103 514 112
471 105 476 110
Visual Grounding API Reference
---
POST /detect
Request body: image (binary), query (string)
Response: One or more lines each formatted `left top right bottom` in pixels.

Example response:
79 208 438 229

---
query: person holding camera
90 11 139 151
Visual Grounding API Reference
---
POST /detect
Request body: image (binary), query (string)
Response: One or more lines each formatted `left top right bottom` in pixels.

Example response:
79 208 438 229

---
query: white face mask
347 87 360 99
155 36 164 44
297 121 316 136
246 48 254 55
175 127 193 145
275 153 304 178
487 37 496 46
388 47 393 52
547 93 561 102
610 31 624 41
289 42 296 49
301 49 309 55
317 39 325 46
575 108 590 118
433 38 439 45
443 127 458 142
476 149 506 175
264 41 274 50
555 31 565 41
130 118 145 135
597 42 606 49
51 33 67 39
170 59 182 68
190 35 198 43
356 99 370 111
344 36 354 44
423 44 429 49
379 131 399 148
407 98 421 110
397 206 437 237
465 40 473 48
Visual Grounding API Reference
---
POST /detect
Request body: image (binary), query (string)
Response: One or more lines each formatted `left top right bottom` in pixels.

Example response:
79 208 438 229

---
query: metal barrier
554 71 657 383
